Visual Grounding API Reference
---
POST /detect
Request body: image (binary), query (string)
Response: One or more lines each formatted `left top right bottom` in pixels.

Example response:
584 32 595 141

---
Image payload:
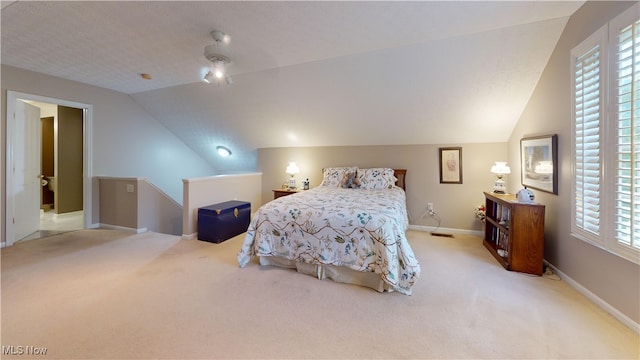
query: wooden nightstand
273 189 301 199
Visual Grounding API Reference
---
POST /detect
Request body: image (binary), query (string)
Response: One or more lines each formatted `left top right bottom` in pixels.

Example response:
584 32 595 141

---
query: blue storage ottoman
197 200 251 243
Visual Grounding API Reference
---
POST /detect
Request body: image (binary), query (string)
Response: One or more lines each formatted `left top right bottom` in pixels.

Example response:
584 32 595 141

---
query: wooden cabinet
483 192 545 275
273 189 301 199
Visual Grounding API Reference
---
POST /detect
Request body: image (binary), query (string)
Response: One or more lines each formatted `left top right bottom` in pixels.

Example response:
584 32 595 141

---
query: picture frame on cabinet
439 147 463 184
520 134 558 194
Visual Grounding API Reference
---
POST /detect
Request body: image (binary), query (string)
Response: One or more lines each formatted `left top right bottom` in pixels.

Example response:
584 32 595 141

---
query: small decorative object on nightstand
516 187 535 203
273 188 301 199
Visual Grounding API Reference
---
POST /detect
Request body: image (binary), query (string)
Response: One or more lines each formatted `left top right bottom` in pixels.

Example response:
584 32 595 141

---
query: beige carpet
1 229 638 359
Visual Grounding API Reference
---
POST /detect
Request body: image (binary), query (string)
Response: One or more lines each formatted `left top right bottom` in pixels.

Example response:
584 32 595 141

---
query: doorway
5 91 93 247
21 102 83 241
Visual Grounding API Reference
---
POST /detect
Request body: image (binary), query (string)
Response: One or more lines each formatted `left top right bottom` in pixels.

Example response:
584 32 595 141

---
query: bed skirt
258 256 389 292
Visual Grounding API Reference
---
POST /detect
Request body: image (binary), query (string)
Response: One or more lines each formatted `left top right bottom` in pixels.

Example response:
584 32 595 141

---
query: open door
13 100 42 241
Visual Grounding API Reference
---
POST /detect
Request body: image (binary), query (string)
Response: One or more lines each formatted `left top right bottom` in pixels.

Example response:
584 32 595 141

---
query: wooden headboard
394 169 407 191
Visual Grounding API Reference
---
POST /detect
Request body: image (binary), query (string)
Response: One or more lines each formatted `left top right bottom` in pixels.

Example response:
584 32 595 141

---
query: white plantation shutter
572 4 639 264
574 44 602 238
613 19 640 250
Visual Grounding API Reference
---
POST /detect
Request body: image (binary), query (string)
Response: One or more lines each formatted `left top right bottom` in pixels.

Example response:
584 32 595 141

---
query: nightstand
273 188 301 199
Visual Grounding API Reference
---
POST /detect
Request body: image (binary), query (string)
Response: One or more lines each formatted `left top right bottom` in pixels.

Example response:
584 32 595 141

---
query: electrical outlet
428 202 434 214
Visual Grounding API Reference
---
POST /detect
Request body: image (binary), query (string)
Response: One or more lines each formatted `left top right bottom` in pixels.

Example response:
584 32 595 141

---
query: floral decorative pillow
321 167 358 187
356 168 397 189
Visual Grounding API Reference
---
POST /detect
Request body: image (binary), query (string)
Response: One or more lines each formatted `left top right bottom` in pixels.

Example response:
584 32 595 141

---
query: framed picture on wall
520 134 558 194
439 147 463 184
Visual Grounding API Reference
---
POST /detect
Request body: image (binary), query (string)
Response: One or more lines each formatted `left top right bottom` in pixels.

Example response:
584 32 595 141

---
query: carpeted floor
1 229 638 359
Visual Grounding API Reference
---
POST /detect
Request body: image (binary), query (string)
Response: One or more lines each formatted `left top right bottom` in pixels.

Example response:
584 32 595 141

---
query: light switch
126 184 134 193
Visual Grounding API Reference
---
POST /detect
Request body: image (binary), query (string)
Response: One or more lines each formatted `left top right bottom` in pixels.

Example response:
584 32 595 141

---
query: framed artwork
520 134 558 194
439 147 463 184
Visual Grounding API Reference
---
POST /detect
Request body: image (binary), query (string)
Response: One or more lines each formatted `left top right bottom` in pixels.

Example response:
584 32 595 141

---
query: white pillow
356 168 397 189
320 167 358 187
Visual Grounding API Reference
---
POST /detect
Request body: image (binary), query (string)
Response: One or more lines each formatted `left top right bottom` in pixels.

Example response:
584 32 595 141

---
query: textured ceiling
1 1 584 172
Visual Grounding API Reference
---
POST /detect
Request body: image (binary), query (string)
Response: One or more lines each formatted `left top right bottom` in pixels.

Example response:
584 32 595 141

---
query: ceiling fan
203 30 232 85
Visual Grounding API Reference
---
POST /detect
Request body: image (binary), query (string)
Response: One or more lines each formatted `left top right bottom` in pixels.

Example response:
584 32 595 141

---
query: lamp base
493 179 507 194
288 178 296 189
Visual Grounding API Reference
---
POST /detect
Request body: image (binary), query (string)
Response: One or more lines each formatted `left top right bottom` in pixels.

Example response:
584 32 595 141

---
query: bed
237 167 420 295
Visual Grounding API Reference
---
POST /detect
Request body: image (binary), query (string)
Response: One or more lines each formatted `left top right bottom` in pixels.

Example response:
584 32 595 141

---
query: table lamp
490 161 511 194
286 162 300 189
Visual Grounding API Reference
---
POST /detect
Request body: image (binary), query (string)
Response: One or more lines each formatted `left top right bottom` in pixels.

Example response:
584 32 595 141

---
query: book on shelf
504 234 509 256
498 207 510 227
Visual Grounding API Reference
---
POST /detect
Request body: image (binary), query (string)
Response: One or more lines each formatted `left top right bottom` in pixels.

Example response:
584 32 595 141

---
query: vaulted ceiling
1 1 584 172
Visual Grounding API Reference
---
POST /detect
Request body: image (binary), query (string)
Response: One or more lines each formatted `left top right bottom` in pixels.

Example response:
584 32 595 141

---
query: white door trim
5 91 94 247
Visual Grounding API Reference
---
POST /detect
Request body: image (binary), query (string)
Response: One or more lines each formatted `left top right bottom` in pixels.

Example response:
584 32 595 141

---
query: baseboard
408 225 483 237
0 241 5 248
182 233 197 240
99 224 147 234
52 210 84 219
546 261 640 334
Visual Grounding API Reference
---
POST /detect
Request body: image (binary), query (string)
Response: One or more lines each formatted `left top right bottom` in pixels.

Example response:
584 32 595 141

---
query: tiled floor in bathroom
18 210 84 242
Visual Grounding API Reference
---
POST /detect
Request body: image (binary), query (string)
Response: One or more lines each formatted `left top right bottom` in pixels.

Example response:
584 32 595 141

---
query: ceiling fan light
203 71 214 83
214 69 224 78
211 30 229 44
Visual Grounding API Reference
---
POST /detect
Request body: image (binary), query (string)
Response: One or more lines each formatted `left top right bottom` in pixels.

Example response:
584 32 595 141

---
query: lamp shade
286 162 299 175
490 162 511 175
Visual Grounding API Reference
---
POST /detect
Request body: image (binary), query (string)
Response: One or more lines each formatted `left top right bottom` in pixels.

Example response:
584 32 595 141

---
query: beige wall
99 178 138 230
258 143 507 232
508 1 639 325
138 180 182 235
98 177 183 235
56 105 84 214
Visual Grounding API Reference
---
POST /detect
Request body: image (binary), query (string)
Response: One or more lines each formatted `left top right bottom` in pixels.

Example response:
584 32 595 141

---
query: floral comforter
237 186 420 294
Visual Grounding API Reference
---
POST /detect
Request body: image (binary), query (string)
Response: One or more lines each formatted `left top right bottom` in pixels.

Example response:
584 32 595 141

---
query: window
572 29 604 241
571 4 639 264
613 15 640 253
